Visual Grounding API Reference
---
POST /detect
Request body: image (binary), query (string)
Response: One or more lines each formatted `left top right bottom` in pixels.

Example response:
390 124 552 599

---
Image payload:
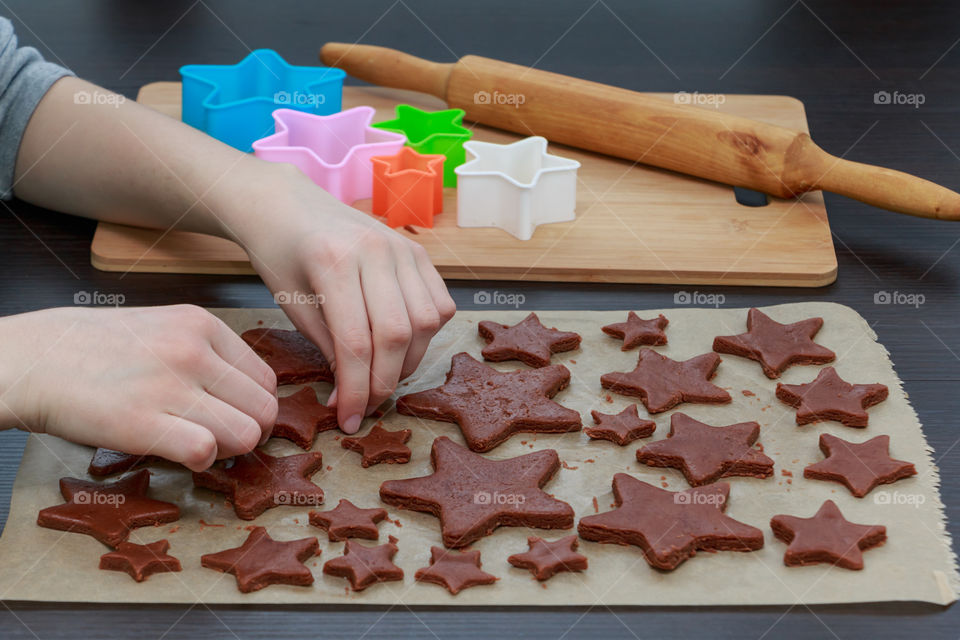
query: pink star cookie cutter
252 106 406 204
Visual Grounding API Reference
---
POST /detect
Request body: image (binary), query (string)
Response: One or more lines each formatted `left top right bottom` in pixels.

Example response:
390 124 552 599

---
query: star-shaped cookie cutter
252 107 406 205
371 147 445 228
454 136 580 241
180 49 345 151
373 104 472 186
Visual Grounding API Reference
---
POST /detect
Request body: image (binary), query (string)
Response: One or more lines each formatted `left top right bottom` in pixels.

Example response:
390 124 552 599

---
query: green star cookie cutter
373 104 472 187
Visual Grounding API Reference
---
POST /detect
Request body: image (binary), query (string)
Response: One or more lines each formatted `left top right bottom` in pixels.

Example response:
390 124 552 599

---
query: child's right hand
0 305 277 471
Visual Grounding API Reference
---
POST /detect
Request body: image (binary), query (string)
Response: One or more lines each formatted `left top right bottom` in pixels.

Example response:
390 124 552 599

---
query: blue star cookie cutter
180 49 345 152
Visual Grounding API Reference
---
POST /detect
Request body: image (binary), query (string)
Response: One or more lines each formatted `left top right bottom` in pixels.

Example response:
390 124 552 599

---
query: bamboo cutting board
90 83 837 286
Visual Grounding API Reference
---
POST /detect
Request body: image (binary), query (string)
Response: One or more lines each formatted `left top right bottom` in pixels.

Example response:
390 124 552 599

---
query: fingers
138 415 218 472
172 394 267 460
278 293 337 367
309 264 371 434
208 314 278 395
360 256 412 415
396 252 442 380
202 354 278 446
410 242 457 328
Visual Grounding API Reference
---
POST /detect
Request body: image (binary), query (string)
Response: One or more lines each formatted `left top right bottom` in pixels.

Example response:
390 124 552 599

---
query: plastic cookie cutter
371 147 445 229
454 136 581 241
252 107 406 205
372 104 471 187
180 49 345 152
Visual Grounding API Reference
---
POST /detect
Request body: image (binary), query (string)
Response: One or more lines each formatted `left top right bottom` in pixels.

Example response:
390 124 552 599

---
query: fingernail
343 414 362 434
259 430 272 447
327 388 338 407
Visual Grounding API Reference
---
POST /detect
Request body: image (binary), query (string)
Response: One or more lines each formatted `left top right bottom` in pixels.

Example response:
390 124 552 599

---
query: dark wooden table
2 0 959 637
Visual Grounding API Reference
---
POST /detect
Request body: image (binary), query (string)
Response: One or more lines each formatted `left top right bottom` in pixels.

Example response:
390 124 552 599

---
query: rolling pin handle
320 43 453 101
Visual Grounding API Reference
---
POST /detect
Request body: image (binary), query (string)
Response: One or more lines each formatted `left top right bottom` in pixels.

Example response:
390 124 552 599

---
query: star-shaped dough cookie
240 328 334 385
803 434 916 497
192 450 324 520
577 474 763 570
201 526 320 592
415 547 497 594
601 312 668 350
273 387 338 450
712 308 835 378
309 499 387 541
770 500 886 570
636 413 774 486
507 535 588 581
340 424 412 467
37 469 180 547
99 539 181 582
600 350 731 414
396 352 581 452
477 313 581 367
379 436 574 548
322 536 403 591
775 367 888 427
586 405 655 445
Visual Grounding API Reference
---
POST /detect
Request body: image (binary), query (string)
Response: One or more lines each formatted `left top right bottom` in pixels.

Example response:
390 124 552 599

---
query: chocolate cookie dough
99 540 181 582
507 535 588 581
322 536 403 591
804 434 916 497
396 352 581 452
415 547 497 594
478 312 581 368
240 328 334 385
600 350 731 414
380 436 574 548
770 500 886 570
309 499 387 541
636 413 774 486
586 405 655 445
601 312 668 350
340 424 412 467
776 367 889 427
87 448 162 477
201 526 320 593
712 308 835 379
274 387 338 450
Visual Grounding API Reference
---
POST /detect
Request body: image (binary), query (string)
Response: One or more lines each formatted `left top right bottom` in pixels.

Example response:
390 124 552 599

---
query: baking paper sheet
0 303 955 606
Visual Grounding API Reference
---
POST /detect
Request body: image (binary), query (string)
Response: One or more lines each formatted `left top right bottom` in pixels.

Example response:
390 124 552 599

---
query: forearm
12 76 286 241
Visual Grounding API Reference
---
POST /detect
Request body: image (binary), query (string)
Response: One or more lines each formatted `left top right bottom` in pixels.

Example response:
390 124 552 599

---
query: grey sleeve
0 17 74 200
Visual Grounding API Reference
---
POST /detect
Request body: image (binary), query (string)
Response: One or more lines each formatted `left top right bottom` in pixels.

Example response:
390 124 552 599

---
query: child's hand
233 164 456 434
0 305 278 471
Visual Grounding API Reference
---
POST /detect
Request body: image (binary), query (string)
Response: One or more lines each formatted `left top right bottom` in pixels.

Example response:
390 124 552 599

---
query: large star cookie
712 308 835 378
477 312 581 367
37 469 180 547
323 536 404 591
273 387 338 449
586 405 655 446
88 448 163 477
804 434 916 497
340 424 412 467
415 547 497 594
601 312 668 350
192 450 324 520
770 500 886 570
577 474 763 570
379 436 574 548
776 367 889 427
309 499 387 541
201 526 320 592
636 413 774 486
396 352 581 452
507 535 588 581
240 328 334 385
600 350 731 414
99 539 181 582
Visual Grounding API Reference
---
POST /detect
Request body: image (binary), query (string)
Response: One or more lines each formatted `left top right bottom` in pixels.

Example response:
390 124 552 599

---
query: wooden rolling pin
321 43 960 220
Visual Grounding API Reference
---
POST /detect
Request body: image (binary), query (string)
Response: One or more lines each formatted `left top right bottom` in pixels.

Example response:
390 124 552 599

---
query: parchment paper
0 303 955 606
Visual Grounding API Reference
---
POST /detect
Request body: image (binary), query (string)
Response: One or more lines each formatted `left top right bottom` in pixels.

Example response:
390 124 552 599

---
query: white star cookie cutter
454 136 580 240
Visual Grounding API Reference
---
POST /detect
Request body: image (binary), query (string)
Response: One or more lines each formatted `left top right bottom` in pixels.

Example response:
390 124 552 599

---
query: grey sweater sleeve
0 17 74 200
